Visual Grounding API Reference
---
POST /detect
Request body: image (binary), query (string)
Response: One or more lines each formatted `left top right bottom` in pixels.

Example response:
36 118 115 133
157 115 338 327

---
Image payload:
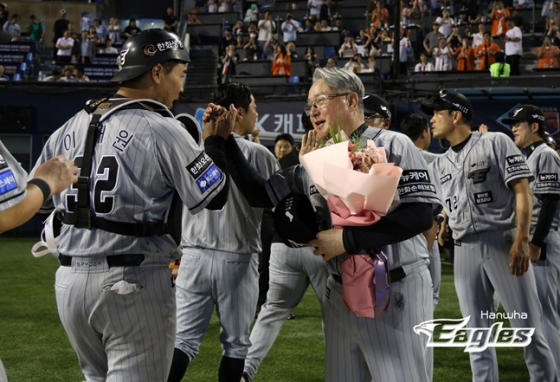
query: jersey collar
522 140 545 159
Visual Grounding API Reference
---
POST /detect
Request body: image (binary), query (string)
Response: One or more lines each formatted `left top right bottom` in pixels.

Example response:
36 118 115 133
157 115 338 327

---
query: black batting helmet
111 29 190 83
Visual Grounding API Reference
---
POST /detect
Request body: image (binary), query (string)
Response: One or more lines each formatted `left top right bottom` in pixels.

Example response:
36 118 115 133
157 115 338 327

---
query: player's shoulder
49 109 90 143
477 131 513 147
237 136 277 162
368 126 415 148
536 144 560 163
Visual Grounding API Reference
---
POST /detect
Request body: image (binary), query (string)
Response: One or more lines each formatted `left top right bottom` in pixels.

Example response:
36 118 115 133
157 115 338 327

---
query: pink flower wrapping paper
301 139 403 318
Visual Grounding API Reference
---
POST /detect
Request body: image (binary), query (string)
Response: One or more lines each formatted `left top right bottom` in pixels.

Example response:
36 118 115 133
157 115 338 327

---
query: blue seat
324 46 335 58
12 73 21 81
26 52 33 63
19 62 27 72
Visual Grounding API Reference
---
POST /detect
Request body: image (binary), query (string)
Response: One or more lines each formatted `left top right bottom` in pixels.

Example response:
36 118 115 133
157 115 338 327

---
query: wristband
28 178 51 201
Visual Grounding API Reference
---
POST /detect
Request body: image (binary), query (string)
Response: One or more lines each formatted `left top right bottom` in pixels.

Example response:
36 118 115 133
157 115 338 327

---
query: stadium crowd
0 0 559 82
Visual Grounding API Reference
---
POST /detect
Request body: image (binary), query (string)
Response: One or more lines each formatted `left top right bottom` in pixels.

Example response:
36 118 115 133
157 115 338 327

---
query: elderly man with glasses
217 67 437 381
302 67 437 382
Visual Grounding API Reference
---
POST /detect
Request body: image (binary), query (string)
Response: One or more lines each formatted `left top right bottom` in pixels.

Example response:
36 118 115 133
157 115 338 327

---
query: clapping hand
202 103 238 139
299 130 323 160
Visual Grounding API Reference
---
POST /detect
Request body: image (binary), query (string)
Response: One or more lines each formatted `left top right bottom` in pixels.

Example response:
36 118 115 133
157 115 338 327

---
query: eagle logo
117 48 129 69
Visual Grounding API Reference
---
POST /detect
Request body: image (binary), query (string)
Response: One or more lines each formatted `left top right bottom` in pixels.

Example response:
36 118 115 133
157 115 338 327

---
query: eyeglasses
304 92 350 113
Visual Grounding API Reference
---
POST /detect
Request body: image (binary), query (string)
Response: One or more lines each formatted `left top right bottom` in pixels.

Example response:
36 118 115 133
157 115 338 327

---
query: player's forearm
512 179 532 242
530 194 559 247
204 136 230 210
343 202 433 252
0 185 44 234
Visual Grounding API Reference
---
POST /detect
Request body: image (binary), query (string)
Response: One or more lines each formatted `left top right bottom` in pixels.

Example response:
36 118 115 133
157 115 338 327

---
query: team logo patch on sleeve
309 184 319 195
474 191 493 204
0 169 18 195
187 153 213 179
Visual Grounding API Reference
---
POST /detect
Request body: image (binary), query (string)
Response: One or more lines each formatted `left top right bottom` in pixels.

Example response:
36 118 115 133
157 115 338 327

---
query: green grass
0 238 529 381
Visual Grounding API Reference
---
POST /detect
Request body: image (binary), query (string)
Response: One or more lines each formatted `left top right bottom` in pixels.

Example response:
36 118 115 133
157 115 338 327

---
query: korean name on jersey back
0 168 17 195
186 153 223 193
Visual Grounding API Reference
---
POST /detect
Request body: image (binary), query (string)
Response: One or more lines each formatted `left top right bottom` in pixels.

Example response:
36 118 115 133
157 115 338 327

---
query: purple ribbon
373 251 390 318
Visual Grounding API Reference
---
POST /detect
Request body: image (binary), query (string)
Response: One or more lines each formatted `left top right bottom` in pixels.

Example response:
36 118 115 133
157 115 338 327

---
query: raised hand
34 155 79 194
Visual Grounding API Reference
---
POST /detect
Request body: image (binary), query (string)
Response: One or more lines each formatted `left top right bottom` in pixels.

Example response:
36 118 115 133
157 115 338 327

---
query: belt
332 266 406 284
58 254 145 267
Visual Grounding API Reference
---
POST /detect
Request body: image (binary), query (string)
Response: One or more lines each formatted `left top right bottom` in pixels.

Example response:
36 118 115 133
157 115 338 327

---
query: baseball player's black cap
363 94 391 119
111 29 190 83
502 104 545 126
421 90 473 121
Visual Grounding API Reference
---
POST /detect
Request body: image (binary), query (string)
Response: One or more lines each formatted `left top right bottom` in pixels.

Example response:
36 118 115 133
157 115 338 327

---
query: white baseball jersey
33 100 226 257
0 140 28 211
181 133 279 253
430 132 532 240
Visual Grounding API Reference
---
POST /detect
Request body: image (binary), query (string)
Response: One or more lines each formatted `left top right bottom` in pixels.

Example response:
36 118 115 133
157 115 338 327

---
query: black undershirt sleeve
203 136 230 210
223 135 275 208
530 194 559 248
343 202 433 253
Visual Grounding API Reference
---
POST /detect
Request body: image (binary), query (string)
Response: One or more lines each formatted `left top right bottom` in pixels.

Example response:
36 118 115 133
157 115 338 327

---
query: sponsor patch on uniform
399 170 431 185
535 182 560 190
187 153 213 179
398 183 437 197
440 174 452 184
195 164 223 193
0 169 18 195
474 191 493 205
506 155 525 165
398 170 436 196
539 173 558 182
506 164 530 174
467 168 490 184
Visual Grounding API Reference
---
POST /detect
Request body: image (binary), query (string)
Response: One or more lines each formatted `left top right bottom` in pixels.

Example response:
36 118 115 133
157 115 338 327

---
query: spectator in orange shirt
537 36 560 69
475 32 501 70
490 1 510 37
271 43 292 76
371 0 389 29
455 37 475 71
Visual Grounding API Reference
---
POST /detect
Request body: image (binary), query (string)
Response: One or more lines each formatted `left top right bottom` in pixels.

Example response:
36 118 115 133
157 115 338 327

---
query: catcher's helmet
111 29 190 83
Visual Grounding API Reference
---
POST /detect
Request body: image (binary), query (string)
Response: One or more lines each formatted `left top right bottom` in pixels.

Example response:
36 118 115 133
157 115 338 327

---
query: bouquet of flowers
300 133 402 318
